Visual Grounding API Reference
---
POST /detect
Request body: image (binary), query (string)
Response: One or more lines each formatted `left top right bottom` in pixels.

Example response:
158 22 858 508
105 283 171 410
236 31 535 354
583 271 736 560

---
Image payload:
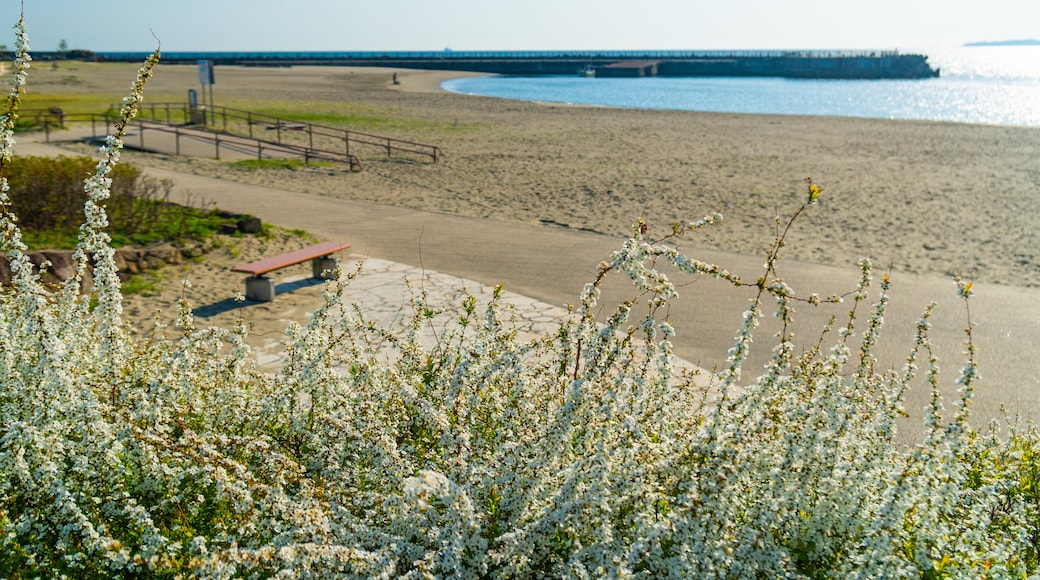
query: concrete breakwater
75 50 941 80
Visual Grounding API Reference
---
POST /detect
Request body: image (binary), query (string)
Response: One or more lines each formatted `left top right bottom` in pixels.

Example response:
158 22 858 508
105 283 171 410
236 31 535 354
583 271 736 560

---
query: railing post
248 112 253 138
139 121 144 148
44 120 50 142
386 138 392 158
175 127 180 156
308 124 313 150
257 141 262 160
215 134 220 160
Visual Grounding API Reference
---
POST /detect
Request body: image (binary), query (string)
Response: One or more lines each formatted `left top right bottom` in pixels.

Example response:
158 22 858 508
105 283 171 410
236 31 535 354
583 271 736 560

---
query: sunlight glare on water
443 46 1040 127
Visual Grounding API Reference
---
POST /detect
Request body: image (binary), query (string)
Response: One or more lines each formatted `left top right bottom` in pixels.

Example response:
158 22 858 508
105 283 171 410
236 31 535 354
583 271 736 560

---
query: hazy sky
1 0 1037 53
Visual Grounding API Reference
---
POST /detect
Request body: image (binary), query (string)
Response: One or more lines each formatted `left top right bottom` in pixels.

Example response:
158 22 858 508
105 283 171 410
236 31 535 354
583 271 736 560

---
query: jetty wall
74 50 940 80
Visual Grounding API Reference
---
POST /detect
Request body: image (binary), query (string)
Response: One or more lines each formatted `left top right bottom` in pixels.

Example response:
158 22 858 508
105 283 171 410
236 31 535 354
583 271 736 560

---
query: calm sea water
442 46 1040 127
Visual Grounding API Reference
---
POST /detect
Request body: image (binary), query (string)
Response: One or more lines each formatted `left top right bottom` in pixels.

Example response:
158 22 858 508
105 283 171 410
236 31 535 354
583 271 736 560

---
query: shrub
3 154 240 249
5 154 164 240
1 13 1038 579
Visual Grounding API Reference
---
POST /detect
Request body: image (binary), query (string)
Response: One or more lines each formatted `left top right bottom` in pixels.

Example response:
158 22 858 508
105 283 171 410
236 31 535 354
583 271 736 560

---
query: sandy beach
15 61 1040 426
28 62 1040 286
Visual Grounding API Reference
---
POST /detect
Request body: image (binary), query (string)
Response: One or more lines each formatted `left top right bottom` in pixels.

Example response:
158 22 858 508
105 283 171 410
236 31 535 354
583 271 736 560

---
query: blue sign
197 60 214 85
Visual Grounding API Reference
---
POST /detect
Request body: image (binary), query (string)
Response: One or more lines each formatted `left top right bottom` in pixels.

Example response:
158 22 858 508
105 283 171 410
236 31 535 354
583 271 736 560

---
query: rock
43 251 77 281
112 250 129 271
145 246 182 265
3 240 202 292
237 217 263 234
142 257 165 270
26 251 47 272
145 247 171 261
116 249 141 274
80 268 94 293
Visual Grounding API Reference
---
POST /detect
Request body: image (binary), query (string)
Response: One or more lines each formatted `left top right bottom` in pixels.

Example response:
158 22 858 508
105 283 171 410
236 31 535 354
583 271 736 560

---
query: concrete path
18 133 1040 427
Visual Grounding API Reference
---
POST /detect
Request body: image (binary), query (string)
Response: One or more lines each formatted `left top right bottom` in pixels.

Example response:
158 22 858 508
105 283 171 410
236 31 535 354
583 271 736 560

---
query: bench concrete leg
244 275 276 302
312 257 338 280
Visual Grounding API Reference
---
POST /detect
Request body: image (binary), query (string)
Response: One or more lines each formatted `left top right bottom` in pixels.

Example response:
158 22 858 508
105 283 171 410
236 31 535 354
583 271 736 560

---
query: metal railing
136 102 441 163
19 109 364 171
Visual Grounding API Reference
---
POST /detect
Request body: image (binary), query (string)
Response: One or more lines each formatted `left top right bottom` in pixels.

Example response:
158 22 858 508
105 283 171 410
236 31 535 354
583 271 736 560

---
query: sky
0 0 1037 53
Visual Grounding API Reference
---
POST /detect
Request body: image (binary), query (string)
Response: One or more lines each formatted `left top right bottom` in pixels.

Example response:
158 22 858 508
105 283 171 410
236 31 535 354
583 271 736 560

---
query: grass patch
22 227 82 250
14 93 121 114
284 227 316 240
222 98 472 133
119 269 165 296
231 158 338 170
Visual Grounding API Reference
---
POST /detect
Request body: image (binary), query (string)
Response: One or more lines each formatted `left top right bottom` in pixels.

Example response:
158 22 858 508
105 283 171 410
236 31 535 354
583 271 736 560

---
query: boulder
26 251 47 271
43 251 77 281
237 217 263 234
112 250 129 271
145 246 182 265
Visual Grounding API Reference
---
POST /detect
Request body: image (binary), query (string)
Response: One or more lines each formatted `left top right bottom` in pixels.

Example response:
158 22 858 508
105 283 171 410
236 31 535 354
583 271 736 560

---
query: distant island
964 39 1040 47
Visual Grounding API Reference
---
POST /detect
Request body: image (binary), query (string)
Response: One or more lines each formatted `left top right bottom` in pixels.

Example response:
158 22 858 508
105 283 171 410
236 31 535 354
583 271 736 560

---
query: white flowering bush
2 15 1040 579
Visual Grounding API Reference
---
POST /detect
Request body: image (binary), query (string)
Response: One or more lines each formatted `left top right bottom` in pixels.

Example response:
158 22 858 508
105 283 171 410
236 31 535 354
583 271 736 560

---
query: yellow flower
807 181 823 204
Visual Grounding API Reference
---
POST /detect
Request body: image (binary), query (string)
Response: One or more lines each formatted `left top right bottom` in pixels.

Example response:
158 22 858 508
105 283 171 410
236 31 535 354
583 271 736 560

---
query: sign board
188 88 198 109
197 60 214 85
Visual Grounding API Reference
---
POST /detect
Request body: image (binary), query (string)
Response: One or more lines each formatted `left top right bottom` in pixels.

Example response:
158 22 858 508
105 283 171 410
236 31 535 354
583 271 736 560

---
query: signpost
197 60 214 125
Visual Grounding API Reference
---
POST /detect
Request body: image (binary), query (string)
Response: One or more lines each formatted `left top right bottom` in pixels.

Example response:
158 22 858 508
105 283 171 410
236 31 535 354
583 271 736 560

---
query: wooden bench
232 241 350 302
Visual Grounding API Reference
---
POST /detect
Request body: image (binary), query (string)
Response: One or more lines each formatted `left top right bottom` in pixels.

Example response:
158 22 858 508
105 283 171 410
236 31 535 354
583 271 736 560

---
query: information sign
197 60 214 85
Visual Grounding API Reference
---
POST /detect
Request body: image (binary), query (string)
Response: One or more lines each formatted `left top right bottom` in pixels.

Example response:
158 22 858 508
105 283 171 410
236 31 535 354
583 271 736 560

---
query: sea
441 46 1040 128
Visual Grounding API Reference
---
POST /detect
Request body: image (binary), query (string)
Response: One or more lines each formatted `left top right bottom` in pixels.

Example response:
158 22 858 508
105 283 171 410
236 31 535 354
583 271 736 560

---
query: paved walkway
18 131 1040 425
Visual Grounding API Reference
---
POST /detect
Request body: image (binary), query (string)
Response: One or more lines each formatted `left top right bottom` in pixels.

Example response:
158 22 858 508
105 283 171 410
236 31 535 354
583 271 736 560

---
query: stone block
244 276 276 302
312 257 338 279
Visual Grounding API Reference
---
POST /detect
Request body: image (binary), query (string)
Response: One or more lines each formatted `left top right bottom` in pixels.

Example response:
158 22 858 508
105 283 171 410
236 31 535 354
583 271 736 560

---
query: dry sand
14 61 1040 426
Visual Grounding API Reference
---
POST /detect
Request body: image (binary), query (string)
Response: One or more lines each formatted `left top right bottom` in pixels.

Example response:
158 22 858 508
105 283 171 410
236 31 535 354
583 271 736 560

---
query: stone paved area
253 255 706 383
